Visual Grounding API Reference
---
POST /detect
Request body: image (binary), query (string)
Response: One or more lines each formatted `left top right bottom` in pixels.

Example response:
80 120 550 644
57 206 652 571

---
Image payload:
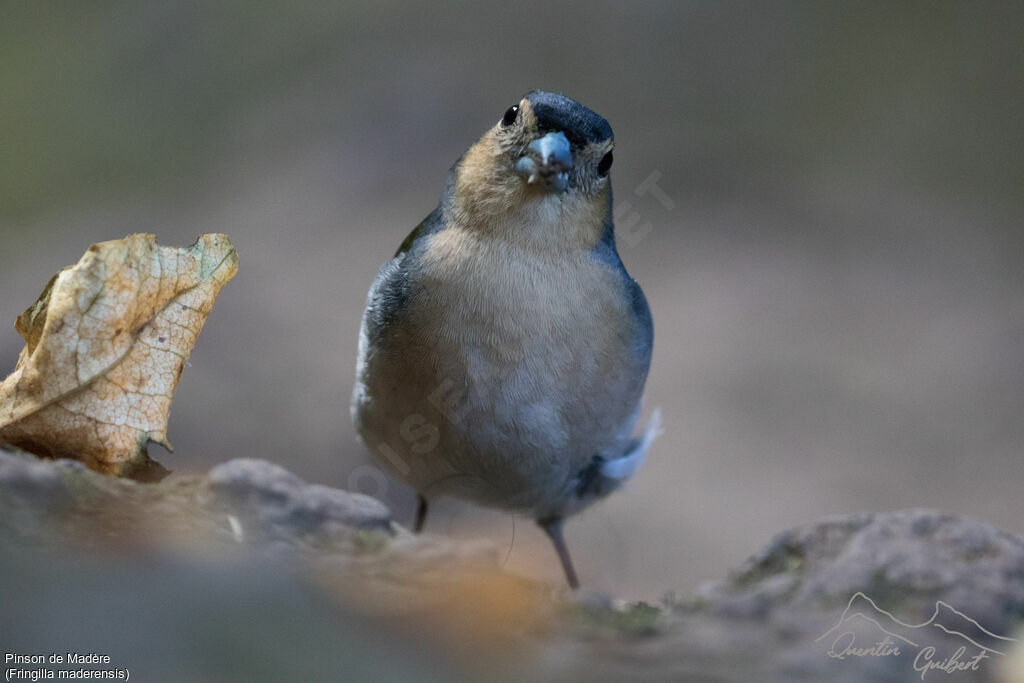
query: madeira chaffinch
352 90 658 588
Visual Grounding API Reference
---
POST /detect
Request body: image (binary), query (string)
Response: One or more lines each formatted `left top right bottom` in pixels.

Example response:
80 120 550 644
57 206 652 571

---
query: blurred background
1 1 1021 600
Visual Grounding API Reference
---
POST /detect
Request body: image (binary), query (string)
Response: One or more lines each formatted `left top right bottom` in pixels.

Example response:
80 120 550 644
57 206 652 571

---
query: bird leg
537 516 580 589
414 494 429 533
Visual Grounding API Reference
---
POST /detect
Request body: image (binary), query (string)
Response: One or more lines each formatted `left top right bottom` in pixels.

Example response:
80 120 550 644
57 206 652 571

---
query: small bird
352 91 657 588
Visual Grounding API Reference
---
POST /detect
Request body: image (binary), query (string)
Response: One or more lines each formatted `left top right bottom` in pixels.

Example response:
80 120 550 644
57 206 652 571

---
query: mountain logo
815 592 1018 678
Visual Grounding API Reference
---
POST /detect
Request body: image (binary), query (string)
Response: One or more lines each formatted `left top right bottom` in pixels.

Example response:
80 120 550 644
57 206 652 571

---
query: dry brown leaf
0 233 238 479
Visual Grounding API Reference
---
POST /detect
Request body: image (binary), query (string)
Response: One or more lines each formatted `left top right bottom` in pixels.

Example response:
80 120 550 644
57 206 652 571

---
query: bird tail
598 408 662 481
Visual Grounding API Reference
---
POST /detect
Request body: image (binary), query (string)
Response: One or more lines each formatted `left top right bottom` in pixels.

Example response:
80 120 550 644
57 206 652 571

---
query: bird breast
362 224 643 510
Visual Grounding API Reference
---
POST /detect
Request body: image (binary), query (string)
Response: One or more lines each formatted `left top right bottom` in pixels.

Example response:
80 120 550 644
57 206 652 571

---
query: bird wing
359 207 445 344
394 206 444 258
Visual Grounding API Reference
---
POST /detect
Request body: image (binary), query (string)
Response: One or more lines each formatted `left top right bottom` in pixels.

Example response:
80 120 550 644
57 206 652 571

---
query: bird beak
515 131 573 193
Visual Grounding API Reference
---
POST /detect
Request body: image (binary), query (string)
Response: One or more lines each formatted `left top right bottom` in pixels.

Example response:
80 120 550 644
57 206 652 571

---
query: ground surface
3 446 1022 682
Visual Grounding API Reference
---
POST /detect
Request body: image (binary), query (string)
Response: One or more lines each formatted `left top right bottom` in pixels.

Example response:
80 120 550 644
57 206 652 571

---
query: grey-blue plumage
351 91 658 588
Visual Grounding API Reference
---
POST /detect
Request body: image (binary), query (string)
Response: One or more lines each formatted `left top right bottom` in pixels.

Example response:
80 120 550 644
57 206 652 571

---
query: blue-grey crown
524 91 613 147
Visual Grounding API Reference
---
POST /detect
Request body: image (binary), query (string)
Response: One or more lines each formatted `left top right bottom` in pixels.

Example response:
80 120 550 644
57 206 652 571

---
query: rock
2 448 1022 682
0 450 394 551
0 445 71 503
703 509 1024 634
549 509 1024 682
0 445 74 537
206 458 393 539
0 543 460 682
207 457 307 499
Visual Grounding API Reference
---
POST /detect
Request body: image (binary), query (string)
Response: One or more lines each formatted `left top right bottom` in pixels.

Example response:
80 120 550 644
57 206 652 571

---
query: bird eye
598 150 613 176
501 105 519 127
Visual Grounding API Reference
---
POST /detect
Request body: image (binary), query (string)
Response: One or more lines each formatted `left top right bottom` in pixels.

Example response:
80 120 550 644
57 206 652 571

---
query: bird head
450 91 615 246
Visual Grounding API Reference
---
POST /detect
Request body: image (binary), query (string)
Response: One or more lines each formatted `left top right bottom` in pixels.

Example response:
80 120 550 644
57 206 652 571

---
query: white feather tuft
599 408 662 481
